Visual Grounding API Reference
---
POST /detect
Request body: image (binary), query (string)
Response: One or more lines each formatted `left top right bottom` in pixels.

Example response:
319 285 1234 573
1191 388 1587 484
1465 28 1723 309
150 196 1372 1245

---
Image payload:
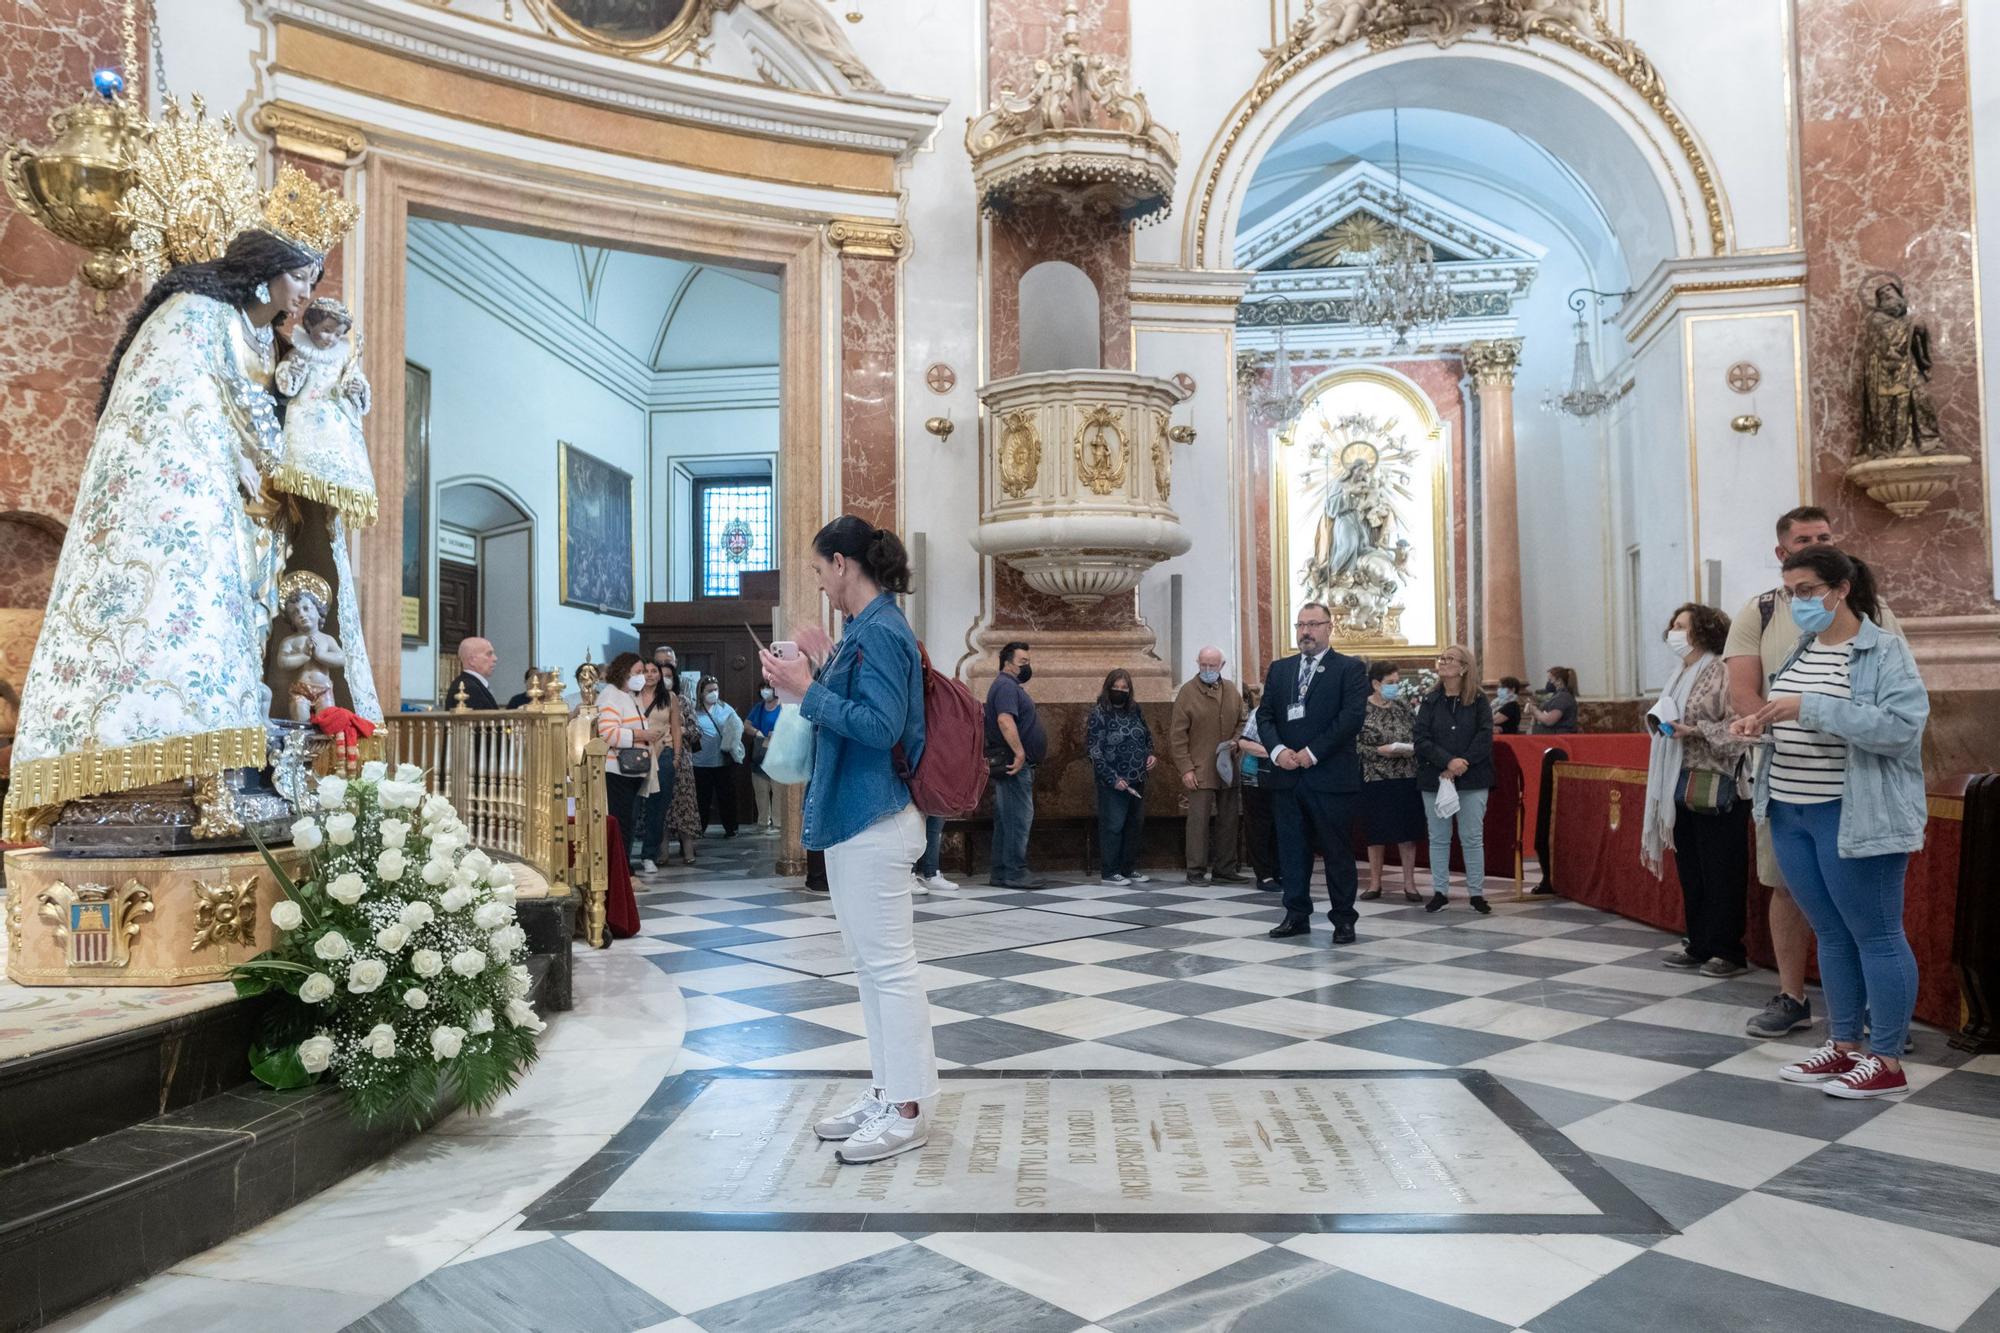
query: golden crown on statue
262 163 358 259
115 100 359 284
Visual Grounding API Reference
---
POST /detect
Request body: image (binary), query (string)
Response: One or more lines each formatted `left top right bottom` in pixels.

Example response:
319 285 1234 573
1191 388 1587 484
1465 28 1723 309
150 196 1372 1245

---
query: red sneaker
1824 1054 1908 1099
1779 1042 1859 1084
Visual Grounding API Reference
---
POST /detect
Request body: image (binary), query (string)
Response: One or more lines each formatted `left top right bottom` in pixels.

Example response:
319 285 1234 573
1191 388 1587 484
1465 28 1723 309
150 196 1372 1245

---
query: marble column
827 220 906 532
1465 339 1525 682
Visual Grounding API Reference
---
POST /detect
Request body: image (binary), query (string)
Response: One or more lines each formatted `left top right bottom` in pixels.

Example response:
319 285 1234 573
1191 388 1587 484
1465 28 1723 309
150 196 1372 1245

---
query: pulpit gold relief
998 409 1043 499
1074 406 1129 495
1150 409 1173 501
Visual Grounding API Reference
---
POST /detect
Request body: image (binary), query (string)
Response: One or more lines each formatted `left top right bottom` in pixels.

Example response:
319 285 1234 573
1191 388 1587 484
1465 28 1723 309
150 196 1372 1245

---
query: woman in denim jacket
760 516 931 1164
1085 667 1156 886
1736 546 1929 1100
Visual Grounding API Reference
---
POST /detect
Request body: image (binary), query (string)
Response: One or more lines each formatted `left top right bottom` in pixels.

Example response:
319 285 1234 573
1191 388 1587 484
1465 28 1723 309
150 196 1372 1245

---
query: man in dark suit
1256 601 1368 942
445 636 501 711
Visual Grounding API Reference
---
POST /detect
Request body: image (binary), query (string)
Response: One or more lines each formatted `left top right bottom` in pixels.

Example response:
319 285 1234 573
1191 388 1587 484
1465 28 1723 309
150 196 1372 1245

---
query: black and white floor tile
51 834 2000 1333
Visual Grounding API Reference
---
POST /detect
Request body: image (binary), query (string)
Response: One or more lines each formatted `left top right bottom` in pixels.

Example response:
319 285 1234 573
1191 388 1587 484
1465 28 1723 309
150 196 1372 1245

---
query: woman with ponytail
1734 546 1929 1099
759 515 932 1165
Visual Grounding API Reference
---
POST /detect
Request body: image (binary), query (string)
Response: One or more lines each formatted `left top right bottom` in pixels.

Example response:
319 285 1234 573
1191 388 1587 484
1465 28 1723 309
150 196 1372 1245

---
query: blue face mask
1199 669 1220 685
1792 592 1837 634
1380 682 1401 700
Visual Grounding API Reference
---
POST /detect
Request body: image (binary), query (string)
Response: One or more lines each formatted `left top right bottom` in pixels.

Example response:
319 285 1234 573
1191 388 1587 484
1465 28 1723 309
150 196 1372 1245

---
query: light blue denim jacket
798 593 925 851
1751 616 1929 857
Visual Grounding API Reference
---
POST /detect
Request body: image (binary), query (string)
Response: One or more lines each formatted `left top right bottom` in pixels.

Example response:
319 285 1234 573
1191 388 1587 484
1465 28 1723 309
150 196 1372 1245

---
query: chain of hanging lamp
1352 107 1453 350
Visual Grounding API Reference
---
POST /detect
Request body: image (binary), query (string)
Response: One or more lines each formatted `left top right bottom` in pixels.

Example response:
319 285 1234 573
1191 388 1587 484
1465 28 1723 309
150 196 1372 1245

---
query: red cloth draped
1498 733 1652 845
602 815 640 940
1548 763 1965 1028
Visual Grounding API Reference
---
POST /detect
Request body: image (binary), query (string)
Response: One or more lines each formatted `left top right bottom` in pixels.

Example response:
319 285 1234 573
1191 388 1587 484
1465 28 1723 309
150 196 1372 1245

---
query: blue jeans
1095 782 1146 878
1768 799 1916 1058
990 765 1035 883
638 748 676 857
1422 786 1490 898
914 814 945 878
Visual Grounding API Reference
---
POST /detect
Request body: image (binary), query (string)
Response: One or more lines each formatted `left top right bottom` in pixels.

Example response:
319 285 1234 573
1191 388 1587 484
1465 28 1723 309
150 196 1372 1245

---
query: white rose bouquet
233 769 543 1125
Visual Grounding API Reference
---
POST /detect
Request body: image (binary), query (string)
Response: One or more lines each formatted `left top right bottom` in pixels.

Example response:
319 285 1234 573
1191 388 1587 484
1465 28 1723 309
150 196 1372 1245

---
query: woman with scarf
1643 603 1752 978
1085 667 1156 886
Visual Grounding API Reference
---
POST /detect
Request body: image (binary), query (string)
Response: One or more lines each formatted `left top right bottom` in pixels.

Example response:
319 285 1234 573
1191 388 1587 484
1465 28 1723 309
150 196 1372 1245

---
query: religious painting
558 442 637 618
1274 370 1450 658
401 361 430 646
537 0 698 48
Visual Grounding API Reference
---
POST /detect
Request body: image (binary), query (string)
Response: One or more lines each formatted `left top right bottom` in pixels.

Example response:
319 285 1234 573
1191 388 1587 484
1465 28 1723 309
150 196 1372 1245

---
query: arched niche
1189 39 1722 272
1018 261 1104 373
436 478 537 696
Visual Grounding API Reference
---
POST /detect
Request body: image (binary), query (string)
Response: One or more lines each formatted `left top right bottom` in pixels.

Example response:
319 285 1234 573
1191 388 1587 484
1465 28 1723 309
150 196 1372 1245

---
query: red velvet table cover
1498 733 1652 846
1547 761 1965 1029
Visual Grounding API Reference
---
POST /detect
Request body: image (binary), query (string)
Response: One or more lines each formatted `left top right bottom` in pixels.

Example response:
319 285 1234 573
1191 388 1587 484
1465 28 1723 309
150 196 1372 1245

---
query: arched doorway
434 480 535 705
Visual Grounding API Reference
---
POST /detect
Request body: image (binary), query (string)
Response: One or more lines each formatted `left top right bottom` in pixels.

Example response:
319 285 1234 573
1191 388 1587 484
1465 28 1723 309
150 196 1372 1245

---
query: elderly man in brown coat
1170 646 1249 885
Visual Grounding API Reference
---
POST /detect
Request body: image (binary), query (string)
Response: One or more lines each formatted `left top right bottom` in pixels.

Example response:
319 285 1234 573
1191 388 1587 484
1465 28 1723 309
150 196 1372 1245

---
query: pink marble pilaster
838 252 898 530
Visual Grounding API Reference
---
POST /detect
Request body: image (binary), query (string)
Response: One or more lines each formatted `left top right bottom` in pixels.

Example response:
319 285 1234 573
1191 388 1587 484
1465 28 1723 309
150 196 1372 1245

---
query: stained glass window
696 478 773 597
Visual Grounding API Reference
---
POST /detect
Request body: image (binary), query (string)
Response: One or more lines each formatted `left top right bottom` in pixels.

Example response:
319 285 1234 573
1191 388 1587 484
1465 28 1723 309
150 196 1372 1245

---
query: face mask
1380 682 1401 700
626 675 645 692
1198 668 1220 685
1495 687 1515 703
760 688 775 701
1665 630 1691 658
1546 680 1560 694
1014 664 1033 685
704 691 720 706
1109 689 1131 707
1791 593 1837 635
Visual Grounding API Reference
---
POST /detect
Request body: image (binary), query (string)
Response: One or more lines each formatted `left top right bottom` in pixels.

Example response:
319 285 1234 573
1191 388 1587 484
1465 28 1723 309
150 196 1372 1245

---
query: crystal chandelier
1246 296 1307 443
1540 288 1631 419
1353 108 1452 350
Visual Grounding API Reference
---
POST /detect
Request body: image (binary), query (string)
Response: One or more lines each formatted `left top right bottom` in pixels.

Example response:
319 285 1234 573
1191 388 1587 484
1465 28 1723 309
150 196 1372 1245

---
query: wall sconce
924 414 955 441
1168 424 1196 445
1731 414 1762 435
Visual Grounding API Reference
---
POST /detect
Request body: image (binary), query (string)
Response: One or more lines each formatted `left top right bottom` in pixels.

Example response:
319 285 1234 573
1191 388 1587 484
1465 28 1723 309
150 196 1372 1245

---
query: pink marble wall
0 0 142 537
985 0 1138 635
1244 356 1470 681
0 515 63 608
1799 0 1988 617
839 253 898 530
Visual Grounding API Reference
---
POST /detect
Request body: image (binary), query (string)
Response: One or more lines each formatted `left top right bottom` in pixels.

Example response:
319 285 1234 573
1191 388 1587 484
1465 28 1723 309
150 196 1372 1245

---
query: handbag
1676 767 1737 815
614 747 650 776
763 707 817 785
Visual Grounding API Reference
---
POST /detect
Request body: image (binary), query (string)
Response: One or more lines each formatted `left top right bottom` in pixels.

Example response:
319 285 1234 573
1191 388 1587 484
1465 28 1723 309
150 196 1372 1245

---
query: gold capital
826 218 907 259
252 103 368 166
1464 338 1523 387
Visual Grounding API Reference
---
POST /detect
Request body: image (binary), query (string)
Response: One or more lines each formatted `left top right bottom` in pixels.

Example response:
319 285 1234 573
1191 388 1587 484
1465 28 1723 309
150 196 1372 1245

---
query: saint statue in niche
1301 416 1416 643
549 0 690 44
1857 274 1944 459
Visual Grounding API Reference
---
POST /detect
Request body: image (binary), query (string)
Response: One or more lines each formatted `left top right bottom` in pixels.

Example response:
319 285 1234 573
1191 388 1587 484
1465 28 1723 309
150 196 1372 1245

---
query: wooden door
438 559 479 656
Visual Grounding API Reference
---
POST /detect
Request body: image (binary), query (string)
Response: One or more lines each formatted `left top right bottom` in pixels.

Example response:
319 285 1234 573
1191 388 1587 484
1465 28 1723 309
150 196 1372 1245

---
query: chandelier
1540 287 1631 419
1245 296 1307 443
1352 108 1452 350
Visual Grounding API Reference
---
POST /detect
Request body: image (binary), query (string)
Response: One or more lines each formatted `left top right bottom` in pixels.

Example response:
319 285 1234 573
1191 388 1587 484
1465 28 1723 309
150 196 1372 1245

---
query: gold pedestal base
3 847 303 987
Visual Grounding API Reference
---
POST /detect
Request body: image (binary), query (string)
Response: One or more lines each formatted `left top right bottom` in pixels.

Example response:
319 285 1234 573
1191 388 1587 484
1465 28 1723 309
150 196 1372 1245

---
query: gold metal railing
350 667 614 947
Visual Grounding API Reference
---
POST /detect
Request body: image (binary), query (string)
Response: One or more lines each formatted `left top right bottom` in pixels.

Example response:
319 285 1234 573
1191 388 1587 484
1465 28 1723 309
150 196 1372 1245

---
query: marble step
0 954 557 1333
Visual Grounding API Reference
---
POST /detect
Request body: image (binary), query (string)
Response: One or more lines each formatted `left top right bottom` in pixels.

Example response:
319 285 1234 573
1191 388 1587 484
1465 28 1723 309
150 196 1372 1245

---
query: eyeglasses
1294 619 1331 630
1780 582 1833 602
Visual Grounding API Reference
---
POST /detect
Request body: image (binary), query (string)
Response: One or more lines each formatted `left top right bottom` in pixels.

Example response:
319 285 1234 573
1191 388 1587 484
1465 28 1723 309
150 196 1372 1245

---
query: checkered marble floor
56 837 2000 1333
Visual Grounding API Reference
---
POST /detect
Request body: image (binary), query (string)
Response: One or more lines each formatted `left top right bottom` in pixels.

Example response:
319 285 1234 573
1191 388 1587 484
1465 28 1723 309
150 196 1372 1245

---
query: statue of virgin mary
2 219 380 841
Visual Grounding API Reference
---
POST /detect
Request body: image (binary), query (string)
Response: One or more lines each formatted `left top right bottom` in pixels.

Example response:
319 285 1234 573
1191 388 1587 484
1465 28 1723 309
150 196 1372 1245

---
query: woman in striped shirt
1735 547 1929 1099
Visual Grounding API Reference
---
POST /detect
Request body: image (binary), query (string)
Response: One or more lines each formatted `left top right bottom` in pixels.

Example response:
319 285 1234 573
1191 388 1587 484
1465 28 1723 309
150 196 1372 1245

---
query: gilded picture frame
525 0 718 57
558 441 638 618
402 361 431 646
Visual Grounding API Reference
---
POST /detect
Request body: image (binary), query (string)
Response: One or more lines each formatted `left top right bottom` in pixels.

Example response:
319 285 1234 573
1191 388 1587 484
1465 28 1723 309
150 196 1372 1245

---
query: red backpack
896 641 989 818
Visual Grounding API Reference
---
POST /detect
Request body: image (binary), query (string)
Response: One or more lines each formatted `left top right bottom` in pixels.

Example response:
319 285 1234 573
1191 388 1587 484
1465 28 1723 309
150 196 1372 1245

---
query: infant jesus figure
274 297 373 517
273 571 346 724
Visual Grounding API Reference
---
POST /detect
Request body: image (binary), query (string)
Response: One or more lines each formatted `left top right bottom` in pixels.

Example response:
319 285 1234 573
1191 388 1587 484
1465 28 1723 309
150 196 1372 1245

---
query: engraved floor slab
716 909 1138 977
528 1071 1667 1236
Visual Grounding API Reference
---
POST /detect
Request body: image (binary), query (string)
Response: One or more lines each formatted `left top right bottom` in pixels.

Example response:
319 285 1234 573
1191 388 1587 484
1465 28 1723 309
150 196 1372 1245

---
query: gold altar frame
1271 366 1451 663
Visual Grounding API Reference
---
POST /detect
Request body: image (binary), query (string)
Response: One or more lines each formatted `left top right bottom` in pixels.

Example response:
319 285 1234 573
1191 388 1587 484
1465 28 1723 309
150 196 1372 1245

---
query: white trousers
823 803 937 1104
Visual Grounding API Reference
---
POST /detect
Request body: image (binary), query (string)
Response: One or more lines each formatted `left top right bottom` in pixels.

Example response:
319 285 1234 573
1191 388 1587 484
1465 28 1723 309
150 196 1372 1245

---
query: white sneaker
919 873 957 894
910 872 930 895
1099 873 1131 886
836 1103 929 1163
1126 872 1153 884
815 1088 886 1141
640 858 657 874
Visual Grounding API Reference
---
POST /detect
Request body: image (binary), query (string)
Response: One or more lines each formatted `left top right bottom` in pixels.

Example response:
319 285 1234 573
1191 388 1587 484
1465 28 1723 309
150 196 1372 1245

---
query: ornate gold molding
191 875 259 952
825 218 907 258
252 102 368 165
1074 405 1130 495
998 409 1043 498
1463 337 1523 386
36 879 154 970
1197 2 1725 265
1624 274 1804 344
